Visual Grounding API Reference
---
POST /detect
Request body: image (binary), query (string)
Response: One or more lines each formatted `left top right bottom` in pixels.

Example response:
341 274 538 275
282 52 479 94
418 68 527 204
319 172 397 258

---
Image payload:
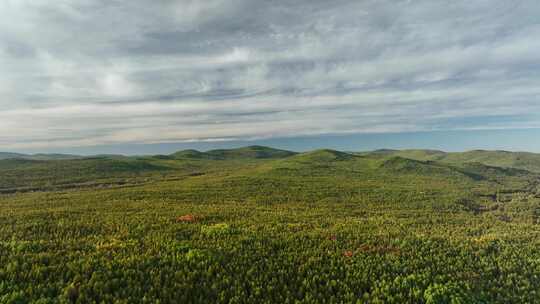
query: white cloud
98 73 138 98
214 47 252 64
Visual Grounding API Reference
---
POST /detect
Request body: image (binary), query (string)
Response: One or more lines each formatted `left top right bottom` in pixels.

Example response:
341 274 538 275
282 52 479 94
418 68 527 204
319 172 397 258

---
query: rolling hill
365 149 540 173
2 146 538 195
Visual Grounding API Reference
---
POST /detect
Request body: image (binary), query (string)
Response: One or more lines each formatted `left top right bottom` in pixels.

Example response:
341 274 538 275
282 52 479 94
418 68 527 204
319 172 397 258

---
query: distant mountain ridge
286 149 356 162
3 146 540 173
0 152 82 161
171 145 297 160
2 145 540 196
0 152 26 160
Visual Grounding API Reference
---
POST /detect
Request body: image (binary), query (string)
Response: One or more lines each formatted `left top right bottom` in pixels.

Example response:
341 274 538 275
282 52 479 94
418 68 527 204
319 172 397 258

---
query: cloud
0 0 539 150
98 73 138 98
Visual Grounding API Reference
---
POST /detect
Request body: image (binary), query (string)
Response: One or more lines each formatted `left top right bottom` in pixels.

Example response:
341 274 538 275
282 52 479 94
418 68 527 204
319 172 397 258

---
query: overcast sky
1 0 540 153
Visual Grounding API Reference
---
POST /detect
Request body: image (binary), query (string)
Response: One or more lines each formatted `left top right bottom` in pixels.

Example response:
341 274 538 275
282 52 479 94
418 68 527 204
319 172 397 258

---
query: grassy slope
1 147 540 302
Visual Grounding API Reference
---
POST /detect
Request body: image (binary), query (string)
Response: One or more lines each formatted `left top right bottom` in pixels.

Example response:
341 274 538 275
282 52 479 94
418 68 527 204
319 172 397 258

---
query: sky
1 0 540 154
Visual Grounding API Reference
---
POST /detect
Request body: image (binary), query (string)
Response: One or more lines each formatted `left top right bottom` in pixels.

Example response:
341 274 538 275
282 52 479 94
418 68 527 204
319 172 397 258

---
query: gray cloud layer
1 0 539 149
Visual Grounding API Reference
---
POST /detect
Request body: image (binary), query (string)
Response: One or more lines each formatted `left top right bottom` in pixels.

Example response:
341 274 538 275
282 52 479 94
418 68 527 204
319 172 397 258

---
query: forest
1 146 540 303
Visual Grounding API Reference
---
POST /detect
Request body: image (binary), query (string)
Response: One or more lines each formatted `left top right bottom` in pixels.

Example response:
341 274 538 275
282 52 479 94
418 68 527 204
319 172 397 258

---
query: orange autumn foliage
176 214 199 223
